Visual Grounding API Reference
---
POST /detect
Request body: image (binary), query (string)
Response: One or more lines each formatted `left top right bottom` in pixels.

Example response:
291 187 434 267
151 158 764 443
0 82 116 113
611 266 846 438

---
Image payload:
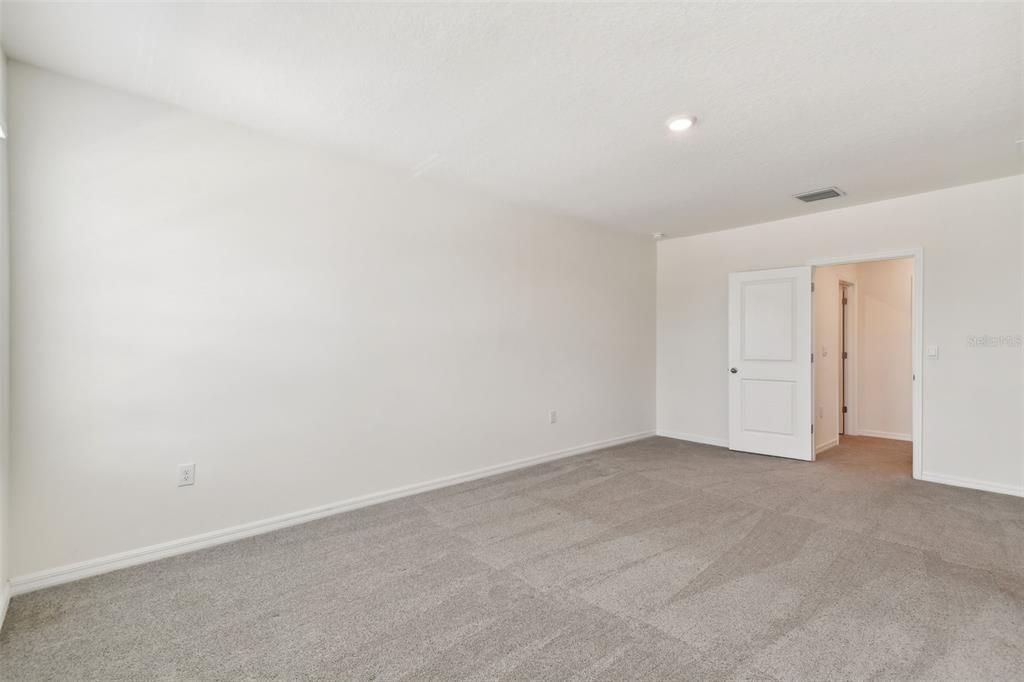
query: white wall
855 259 914 439
814 259 913 450
658 174 1024 495
0 51 10 620
8 63 656 579
813 263 854 451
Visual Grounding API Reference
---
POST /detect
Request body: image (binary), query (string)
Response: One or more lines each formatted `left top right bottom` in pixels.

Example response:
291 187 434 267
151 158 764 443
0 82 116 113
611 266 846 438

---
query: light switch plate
926 345 939 358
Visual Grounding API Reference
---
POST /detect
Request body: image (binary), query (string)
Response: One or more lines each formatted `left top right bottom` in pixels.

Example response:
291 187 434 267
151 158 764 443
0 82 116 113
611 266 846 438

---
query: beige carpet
2 436 1022 680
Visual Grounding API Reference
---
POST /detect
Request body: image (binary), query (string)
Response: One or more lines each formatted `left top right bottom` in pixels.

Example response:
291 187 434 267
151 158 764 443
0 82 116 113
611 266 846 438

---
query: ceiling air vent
794 187 845 203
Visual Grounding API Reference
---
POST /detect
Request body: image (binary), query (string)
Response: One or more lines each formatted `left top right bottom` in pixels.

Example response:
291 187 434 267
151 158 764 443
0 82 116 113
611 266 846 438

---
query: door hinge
842 297 848 305
811 282 815 292
842 406 848 413
842 351 848 359
811 424 814 434
811 353 814 363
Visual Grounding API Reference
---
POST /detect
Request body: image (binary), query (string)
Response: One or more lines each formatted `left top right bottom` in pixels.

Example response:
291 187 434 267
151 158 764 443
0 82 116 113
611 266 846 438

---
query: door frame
807 248 923 480
838 279 857 437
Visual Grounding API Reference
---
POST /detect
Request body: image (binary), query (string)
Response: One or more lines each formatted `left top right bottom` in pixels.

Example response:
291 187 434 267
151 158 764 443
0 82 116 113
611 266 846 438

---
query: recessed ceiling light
667 116 696 132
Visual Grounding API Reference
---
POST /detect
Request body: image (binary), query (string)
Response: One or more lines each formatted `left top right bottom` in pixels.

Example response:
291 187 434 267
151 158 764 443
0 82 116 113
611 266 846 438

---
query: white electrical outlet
549 410 558 424
178 463 196 487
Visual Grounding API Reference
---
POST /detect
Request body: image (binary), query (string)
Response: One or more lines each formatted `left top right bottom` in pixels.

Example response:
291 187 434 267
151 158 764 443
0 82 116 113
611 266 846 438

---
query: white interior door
728 266 814 460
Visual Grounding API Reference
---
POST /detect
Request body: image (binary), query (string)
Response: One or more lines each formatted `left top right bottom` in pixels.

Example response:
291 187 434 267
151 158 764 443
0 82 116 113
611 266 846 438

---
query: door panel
741 380 795 434
741 279 794 361
729 267 813 460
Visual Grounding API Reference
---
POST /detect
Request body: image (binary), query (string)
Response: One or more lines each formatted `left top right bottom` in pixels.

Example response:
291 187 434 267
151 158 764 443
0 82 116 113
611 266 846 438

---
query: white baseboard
856 429 912 441
920 471 1024 498
0 581 9 632
656 430 728 448
10 430 655 596
815 438 839 454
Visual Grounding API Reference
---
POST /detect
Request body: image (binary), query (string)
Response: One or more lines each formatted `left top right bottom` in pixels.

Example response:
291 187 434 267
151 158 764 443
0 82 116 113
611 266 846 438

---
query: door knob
730 367 738 374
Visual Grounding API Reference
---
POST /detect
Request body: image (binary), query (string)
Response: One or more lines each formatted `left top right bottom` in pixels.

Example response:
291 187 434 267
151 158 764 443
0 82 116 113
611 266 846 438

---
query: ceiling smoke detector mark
793 186 845 203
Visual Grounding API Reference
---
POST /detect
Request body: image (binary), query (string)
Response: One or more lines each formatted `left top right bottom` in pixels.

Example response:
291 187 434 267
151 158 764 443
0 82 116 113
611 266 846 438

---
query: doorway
810 250 922 478
726 249 922 478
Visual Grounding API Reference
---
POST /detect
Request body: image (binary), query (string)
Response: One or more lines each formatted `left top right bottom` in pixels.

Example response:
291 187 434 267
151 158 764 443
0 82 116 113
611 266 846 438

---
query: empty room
0 2 1022 680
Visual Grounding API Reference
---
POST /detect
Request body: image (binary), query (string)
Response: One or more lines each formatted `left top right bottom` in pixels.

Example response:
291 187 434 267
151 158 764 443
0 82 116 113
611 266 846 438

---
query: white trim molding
815 437 840 454
10 430 654 596
656 430 729 448
856 430 912 442
0 582 10 631
921 471 1024 498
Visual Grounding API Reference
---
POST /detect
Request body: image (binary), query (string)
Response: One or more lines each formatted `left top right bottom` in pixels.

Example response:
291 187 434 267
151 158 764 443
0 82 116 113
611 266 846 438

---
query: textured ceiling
3 2 1022 237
